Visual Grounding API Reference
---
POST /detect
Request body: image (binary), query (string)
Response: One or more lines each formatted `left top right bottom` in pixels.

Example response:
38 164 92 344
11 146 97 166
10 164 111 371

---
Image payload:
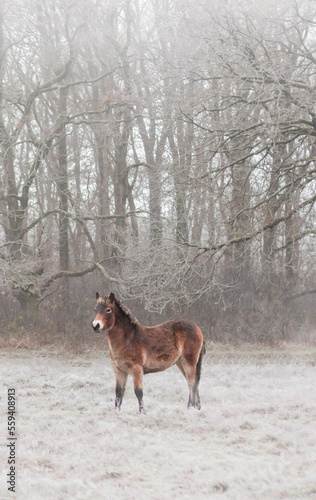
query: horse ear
96 292 100 300
109 292 115 303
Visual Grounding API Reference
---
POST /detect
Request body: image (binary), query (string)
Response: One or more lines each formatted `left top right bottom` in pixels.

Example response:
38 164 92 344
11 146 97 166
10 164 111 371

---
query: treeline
0 0 316 343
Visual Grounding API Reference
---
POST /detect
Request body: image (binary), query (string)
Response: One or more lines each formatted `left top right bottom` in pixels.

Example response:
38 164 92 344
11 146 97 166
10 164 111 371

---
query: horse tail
195 340 205 384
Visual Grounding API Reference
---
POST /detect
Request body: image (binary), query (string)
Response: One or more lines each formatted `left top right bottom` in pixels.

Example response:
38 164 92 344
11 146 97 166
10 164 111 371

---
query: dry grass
0 343 316 499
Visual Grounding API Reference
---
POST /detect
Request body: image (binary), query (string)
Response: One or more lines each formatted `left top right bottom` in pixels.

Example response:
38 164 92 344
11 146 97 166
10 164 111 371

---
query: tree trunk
56 86 70 309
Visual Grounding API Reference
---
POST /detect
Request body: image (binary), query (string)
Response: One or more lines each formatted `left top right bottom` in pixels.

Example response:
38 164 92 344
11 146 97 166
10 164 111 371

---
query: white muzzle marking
92 319 104 332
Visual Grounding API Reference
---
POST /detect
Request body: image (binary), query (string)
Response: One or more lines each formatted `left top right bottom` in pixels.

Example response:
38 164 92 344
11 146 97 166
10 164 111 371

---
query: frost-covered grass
1 346 316 500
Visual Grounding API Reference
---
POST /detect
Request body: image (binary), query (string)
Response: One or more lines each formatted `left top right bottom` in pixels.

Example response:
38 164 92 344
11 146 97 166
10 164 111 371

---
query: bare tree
0 0 316 341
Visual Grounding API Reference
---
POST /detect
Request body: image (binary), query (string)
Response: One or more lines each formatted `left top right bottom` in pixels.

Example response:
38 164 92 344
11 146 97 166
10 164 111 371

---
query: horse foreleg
114 369 128 410
132 365 144 413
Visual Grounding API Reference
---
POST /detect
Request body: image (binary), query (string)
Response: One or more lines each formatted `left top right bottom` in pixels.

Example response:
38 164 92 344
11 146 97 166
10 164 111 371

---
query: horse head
92 292 116 333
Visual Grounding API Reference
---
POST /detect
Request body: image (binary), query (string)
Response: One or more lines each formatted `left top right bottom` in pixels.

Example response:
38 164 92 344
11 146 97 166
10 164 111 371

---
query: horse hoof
187 403 201 410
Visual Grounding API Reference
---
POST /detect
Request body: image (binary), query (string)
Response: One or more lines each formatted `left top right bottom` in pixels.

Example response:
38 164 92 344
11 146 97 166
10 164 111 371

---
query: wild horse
92 292 205 412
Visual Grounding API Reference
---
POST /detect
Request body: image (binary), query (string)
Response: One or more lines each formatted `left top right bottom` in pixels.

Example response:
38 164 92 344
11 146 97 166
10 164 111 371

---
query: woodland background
1 0 316 343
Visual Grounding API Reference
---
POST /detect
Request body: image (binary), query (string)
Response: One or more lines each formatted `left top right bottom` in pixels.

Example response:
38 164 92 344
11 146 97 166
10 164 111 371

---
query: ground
0 344 316 500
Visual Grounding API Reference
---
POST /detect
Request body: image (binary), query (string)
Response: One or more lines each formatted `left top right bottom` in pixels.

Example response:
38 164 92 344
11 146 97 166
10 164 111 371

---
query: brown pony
92 292 205 412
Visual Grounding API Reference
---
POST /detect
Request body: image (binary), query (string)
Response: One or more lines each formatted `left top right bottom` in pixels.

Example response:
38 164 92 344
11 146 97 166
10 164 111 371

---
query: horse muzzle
92 321 102 333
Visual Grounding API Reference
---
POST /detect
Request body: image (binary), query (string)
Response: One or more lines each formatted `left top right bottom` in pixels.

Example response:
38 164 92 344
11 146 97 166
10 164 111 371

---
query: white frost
0 349 315 499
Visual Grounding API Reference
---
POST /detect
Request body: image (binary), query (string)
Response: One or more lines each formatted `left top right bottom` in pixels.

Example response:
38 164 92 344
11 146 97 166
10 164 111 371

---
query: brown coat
92 292 205 412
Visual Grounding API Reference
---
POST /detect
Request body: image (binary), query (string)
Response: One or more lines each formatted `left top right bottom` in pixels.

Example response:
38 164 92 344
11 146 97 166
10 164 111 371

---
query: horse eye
106 308 112 313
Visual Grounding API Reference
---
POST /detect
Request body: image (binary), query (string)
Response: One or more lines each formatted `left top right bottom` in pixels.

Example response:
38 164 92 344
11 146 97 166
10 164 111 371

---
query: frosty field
1 345 316 500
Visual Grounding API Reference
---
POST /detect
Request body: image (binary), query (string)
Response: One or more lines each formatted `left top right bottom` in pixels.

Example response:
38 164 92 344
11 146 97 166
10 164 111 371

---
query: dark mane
113 296 139 327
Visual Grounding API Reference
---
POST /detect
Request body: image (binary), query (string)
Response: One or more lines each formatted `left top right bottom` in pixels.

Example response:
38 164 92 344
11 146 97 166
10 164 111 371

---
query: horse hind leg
176 358 195 408
192 341 205 410
182 342 204 410
176 359 197 407
178 359 198 409
192 383 201 410
187 368 200 410
189 371 201 410
132 365 145 413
